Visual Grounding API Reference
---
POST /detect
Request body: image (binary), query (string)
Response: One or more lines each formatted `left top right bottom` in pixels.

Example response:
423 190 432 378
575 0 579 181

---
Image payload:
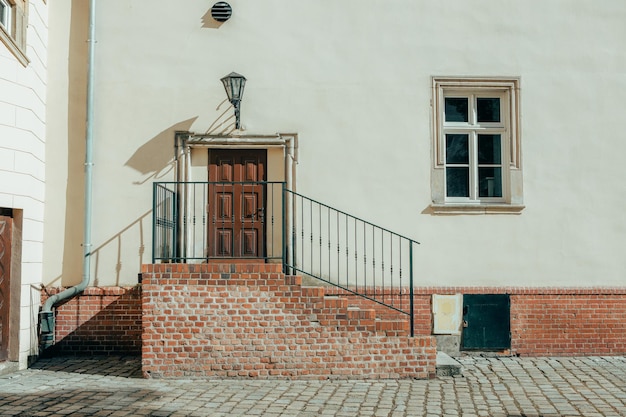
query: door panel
0 215 12 361
242 230 257 256
208 149 267 259
216 230 233 257
462 294 510 350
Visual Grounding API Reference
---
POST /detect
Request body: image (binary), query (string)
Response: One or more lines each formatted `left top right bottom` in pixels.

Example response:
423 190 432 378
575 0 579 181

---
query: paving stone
2 356 626 416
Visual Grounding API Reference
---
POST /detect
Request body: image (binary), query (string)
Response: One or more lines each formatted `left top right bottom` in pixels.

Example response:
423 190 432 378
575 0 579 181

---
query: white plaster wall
45 0 626 288
0 0 48 368
44 0 88 288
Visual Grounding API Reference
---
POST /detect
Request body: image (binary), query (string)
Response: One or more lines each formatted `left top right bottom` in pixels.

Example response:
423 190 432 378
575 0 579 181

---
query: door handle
254 207 264 221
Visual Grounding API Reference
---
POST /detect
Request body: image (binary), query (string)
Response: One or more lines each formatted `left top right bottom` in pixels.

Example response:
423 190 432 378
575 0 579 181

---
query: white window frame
0 0 29 67
430 77 524 214
0 0 10 32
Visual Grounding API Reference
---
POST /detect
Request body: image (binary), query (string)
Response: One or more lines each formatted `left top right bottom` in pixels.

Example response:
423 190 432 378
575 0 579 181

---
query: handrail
285 190 420 244
284 189 419 336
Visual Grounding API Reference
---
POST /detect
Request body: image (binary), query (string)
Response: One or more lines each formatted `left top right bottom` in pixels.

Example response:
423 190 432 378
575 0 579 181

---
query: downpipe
39 0 97 351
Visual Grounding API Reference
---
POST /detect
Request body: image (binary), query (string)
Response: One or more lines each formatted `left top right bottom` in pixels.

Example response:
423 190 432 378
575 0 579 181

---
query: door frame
0 208 22 364
174 132 298 264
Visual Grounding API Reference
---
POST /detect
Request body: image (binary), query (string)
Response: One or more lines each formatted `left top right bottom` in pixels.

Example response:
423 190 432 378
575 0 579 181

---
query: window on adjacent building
0 0 10 32
431 78 524 214
0 0 29 66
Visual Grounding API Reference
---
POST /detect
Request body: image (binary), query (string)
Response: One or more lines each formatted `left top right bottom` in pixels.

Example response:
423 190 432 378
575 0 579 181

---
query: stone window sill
430 204 525 215
0 26 29 67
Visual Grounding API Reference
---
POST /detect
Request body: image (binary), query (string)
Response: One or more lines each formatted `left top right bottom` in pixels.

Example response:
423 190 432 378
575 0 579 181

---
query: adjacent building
0 0 47 372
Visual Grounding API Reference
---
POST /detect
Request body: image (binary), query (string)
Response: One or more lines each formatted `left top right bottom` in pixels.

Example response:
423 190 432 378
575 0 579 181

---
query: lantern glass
221 72 246 104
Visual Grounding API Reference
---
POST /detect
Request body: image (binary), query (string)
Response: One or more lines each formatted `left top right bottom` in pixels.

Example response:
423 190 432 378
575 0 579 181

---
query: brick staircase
294 282 410 337
142 263 436 379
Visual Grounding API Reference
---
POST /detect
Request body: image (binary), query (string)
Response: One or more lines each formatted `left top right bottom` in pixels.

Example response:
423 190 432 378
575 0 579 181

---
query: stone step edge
436 352 463 377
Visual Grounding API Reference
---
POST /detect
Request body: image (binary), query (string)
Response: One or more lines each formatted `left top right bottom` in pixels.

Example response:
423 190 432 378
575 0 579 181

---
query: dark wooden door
208 149 267 259
0 215 12 361
462 294 511 350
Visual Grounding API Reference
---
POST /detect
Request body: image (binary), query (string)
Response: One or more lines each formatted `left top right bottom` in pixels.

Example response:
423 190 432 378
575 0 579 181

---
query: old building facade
2 0 624 374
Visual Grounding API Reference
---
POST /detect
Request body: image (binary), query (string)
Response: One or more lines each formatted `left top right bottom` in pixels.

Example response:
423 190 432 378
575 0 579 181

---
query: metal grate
211 2 232 22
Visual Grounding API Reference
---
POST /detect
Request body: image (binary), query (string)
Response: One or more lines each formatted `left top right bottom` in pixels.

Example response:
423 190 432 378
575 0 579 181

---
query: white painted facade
44 1 626 292
0 0 47 370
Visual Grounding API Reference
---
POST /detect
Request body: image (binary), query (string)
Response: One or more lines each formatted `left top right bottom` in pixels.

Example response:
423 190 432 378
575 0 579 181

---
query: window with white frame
431 78 524 214
0 0 29 66
0 0 10 31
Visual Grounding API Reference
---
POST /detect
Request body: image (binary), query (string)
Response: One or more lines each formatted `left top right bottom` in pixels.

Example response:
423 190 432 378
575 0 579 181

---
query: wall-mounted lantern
220 72 246 129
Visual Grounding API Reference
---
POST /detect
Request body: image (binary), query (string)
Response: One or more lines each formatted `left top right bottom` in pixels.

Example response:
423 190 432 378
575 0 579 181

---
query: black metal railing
154 183 177 261
153 181 285 263
284 190 419 336
153 182 419 336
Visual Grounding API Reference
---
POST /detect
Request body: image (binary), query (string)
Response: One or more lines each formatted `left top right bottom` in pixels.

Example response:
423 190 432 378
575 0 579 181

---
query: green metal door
462 294 510 350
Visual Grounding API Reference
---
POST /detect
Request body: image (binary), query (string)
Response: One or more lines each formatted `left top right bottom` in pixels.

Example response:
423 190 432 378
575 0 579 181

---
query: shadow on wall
60 0 90 287
125 117 198 185
88 118 200 286
204 98 239 135
62 116 198 287
86 118 200 285
41 287 142 358
201 7 227 29
58 5 236 288
91 211 151 287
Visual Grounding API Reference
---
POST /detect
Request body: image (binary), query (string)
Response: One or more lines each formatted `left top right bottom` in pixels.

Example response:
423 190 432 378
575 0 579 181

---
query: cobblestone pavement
0 356 625 416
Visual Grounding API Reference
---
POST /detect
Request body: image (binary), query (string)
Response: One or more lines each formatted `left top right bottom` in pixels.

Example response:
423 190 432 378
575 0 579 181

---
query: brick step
346 299 409 321
316 306 376 332
323 296 348 310
290 281 414 337
284 275 302 286
376 318 410 337
182 271 415 339
289 286 382 333
300 286 325 298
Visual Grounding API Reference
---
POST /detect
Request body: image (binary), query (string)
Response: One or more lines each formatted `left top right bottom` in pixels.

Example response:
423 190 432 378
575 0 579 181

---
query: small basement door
462 294 511 351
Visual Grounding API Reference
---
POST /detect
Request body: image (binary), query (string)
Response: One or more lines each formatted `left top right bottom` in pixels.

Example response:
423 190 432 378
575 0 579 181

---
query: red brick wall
41 277 626 361
510 293 626 356
41 287 142 355
141 263 437 379
327 286 626 356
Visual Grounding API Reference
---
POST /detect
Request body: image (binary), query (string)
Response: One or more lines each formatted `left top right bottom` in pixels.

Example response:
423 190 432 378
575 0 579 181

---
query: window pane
446 134 469 164
477 98 500 123
478 134 501 164
478 168 502 197
0 3 6 27
445 98 468 122
446 168 469 197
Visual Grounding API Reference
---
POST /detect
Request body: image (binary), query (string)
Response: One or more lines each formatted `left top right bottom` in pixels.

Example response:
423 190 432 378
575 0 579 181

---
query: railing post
152 182 156 264
282 183 287 274
409 241 415 337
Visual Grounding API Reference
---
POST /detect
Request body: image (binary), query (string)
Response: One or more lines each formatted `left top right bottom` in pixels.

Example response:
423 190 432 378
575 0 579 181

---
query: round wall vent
211 2 232 22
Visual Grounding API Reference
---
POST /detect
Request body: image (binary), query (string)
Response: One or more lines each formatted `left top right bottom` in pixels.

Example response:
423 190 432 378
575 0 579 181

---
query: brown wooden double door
0 215 12 361
207 149 267 259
